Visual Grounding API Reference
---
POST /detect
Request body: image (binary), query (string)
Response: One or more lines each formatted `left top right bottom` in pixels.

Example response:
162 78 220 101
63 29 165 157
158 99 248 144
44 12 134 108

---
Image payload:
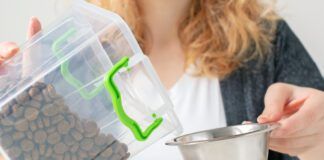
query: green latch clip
51 28 163 141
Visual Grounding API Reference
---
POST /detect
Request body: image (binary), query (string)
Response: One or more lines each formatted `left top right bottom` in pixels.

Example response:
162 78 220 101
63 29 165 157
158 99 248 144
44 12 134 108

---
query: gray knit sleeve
274 21 324 90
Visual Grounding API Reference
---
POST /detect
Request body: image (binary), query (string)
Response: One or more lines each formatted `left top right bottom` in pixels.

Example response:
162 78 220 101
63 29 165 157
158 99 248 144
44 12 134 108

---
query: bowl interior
169 124 270 146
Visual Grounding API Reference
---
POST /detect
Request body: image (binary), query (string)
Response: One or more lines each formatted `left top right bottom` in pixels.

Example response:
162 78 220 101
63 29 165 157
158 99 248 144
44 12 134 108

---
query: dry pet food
0 82 130 160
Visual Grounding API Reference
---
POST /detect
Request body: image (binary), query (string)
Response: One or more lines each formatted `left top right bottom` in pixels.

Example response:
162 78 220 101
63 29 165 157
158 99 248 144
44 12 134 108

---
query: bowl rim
165 123 279 146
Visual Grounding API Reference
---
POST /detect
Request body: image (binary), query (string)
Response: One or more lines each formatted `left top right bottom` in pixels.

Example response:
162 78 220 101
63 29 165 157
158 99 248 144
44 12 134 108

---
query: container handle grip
51 28 105 100
52 29 163 141
104 56 163 141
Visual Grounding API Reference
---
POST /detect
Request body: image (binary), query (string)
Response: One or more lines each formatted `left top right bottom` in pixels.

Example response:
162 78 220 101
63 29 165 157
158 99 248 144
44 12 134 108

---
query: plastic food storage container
0 1 181 160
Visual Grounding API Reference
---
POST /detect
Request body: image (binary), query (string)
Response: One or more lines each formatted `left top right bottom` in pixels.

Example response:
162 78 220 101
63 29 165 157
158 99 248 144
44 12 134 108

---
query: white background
0 0 323 74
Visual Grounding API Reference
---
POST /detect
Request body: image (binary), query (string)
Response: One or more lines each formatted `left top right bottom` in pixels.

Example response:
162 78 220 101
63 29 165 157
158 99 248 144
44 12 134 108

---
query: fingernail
257 115 268 123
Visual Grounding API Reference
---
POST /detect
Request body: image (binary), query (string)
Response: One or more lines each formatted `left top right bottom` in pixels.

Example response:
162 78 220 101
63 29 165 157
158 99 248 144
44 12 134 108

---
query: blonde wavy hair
89 0 279 78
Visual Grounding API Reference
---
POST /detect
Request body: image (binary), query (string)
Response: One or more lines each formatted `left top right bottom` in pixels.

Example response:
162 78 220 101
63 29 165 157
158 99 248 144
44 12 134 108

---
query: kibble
13 132 25 141
80 138 94 151
57 120 70 134
42 103 58 117
54 142 68 154
1 134 13 149
21 139 34 152
34 130 47 144
48 132 61 145
24 107 39 121
8 146 22 159
15 119 29 131
71 129 83 141
0 82 130 159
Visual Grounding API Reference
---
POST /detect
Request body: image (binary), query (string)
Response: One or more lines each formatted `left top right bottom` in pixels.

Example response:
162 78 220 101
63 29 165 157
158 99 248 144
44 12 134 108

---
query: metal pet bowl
166 123 277 160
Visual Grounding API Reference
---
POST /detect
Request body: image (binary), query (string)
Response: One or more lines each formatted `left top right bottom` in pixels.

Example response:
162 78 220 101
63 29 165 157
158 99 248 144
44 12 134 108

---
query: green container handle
51 28 104 100
51 28 163 141
104 57 163 141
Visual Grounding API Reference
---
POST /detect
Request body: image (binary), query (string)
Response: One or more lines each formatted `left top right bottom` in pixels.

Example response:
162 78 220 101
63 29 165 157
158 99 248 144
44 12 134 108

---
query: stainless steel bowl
166 123 277 160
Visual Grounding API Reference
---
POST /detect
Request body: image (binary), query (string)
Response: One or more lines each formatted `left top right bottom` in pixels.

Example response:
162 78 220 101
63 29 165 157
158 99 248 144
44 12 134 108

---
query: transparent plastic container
0 1 181 160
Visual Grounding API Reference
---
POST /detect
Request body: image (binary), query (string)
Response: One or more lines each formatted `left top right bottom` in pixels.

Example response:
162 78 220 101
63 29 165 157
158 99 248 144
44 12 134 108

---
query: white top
132 73 227 160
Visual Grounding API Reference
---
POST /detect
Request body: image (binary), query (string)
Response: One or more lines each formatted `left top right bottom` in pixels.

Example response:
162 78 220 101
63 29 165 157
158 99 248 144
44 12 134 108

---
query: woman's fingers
0 17 41 65
0 42 19 64
27 17 42 39
272 90 324 137
269 133 324 156
258 83 294 123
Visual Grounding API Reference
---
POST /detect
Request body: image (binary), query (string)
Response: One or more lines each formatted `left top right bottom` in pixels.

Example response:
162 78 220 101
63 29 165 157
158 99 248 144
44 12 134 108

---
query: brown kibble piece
106 134 116 146
80 138 94 151
15 119 29 131
121 143 128 153
111 154 122 160
78 150 88 159
12 104 24 118
46 84 57 98
57 120 70 134
13 132 25 141
42 89 52 103
32 82 46 89
71 129 82 141
21 139 34 152
63 134 75 146
95 134 108 146
101 147 113 158
1 118 14 126
24 107 39 121
32 94 43 102
8 146 22 159
83 120 98 137
34 130 47 144
70 143 79 153
1 134 13 148
53 99 65 108
16 91 30 104
25 100 41 109
28 87 40 97
88 145 101 157
43 117 50 127
51 114 64 125
48 132 61 145
54 142 68 154
1 103 11 116
42 104 58 117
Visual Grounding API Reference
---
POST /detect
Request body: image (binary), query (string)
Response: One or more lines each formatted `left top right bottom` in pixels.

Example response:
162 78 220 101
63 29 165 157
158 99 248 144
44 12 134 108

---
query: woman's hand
258 83 324 159
0 17 41 70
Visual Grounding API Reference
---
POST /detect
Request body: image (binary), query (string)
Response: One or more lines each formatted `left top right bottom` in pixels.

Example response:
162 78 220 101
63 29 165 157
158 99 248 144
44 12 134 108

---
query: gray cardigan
220 21 324 160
